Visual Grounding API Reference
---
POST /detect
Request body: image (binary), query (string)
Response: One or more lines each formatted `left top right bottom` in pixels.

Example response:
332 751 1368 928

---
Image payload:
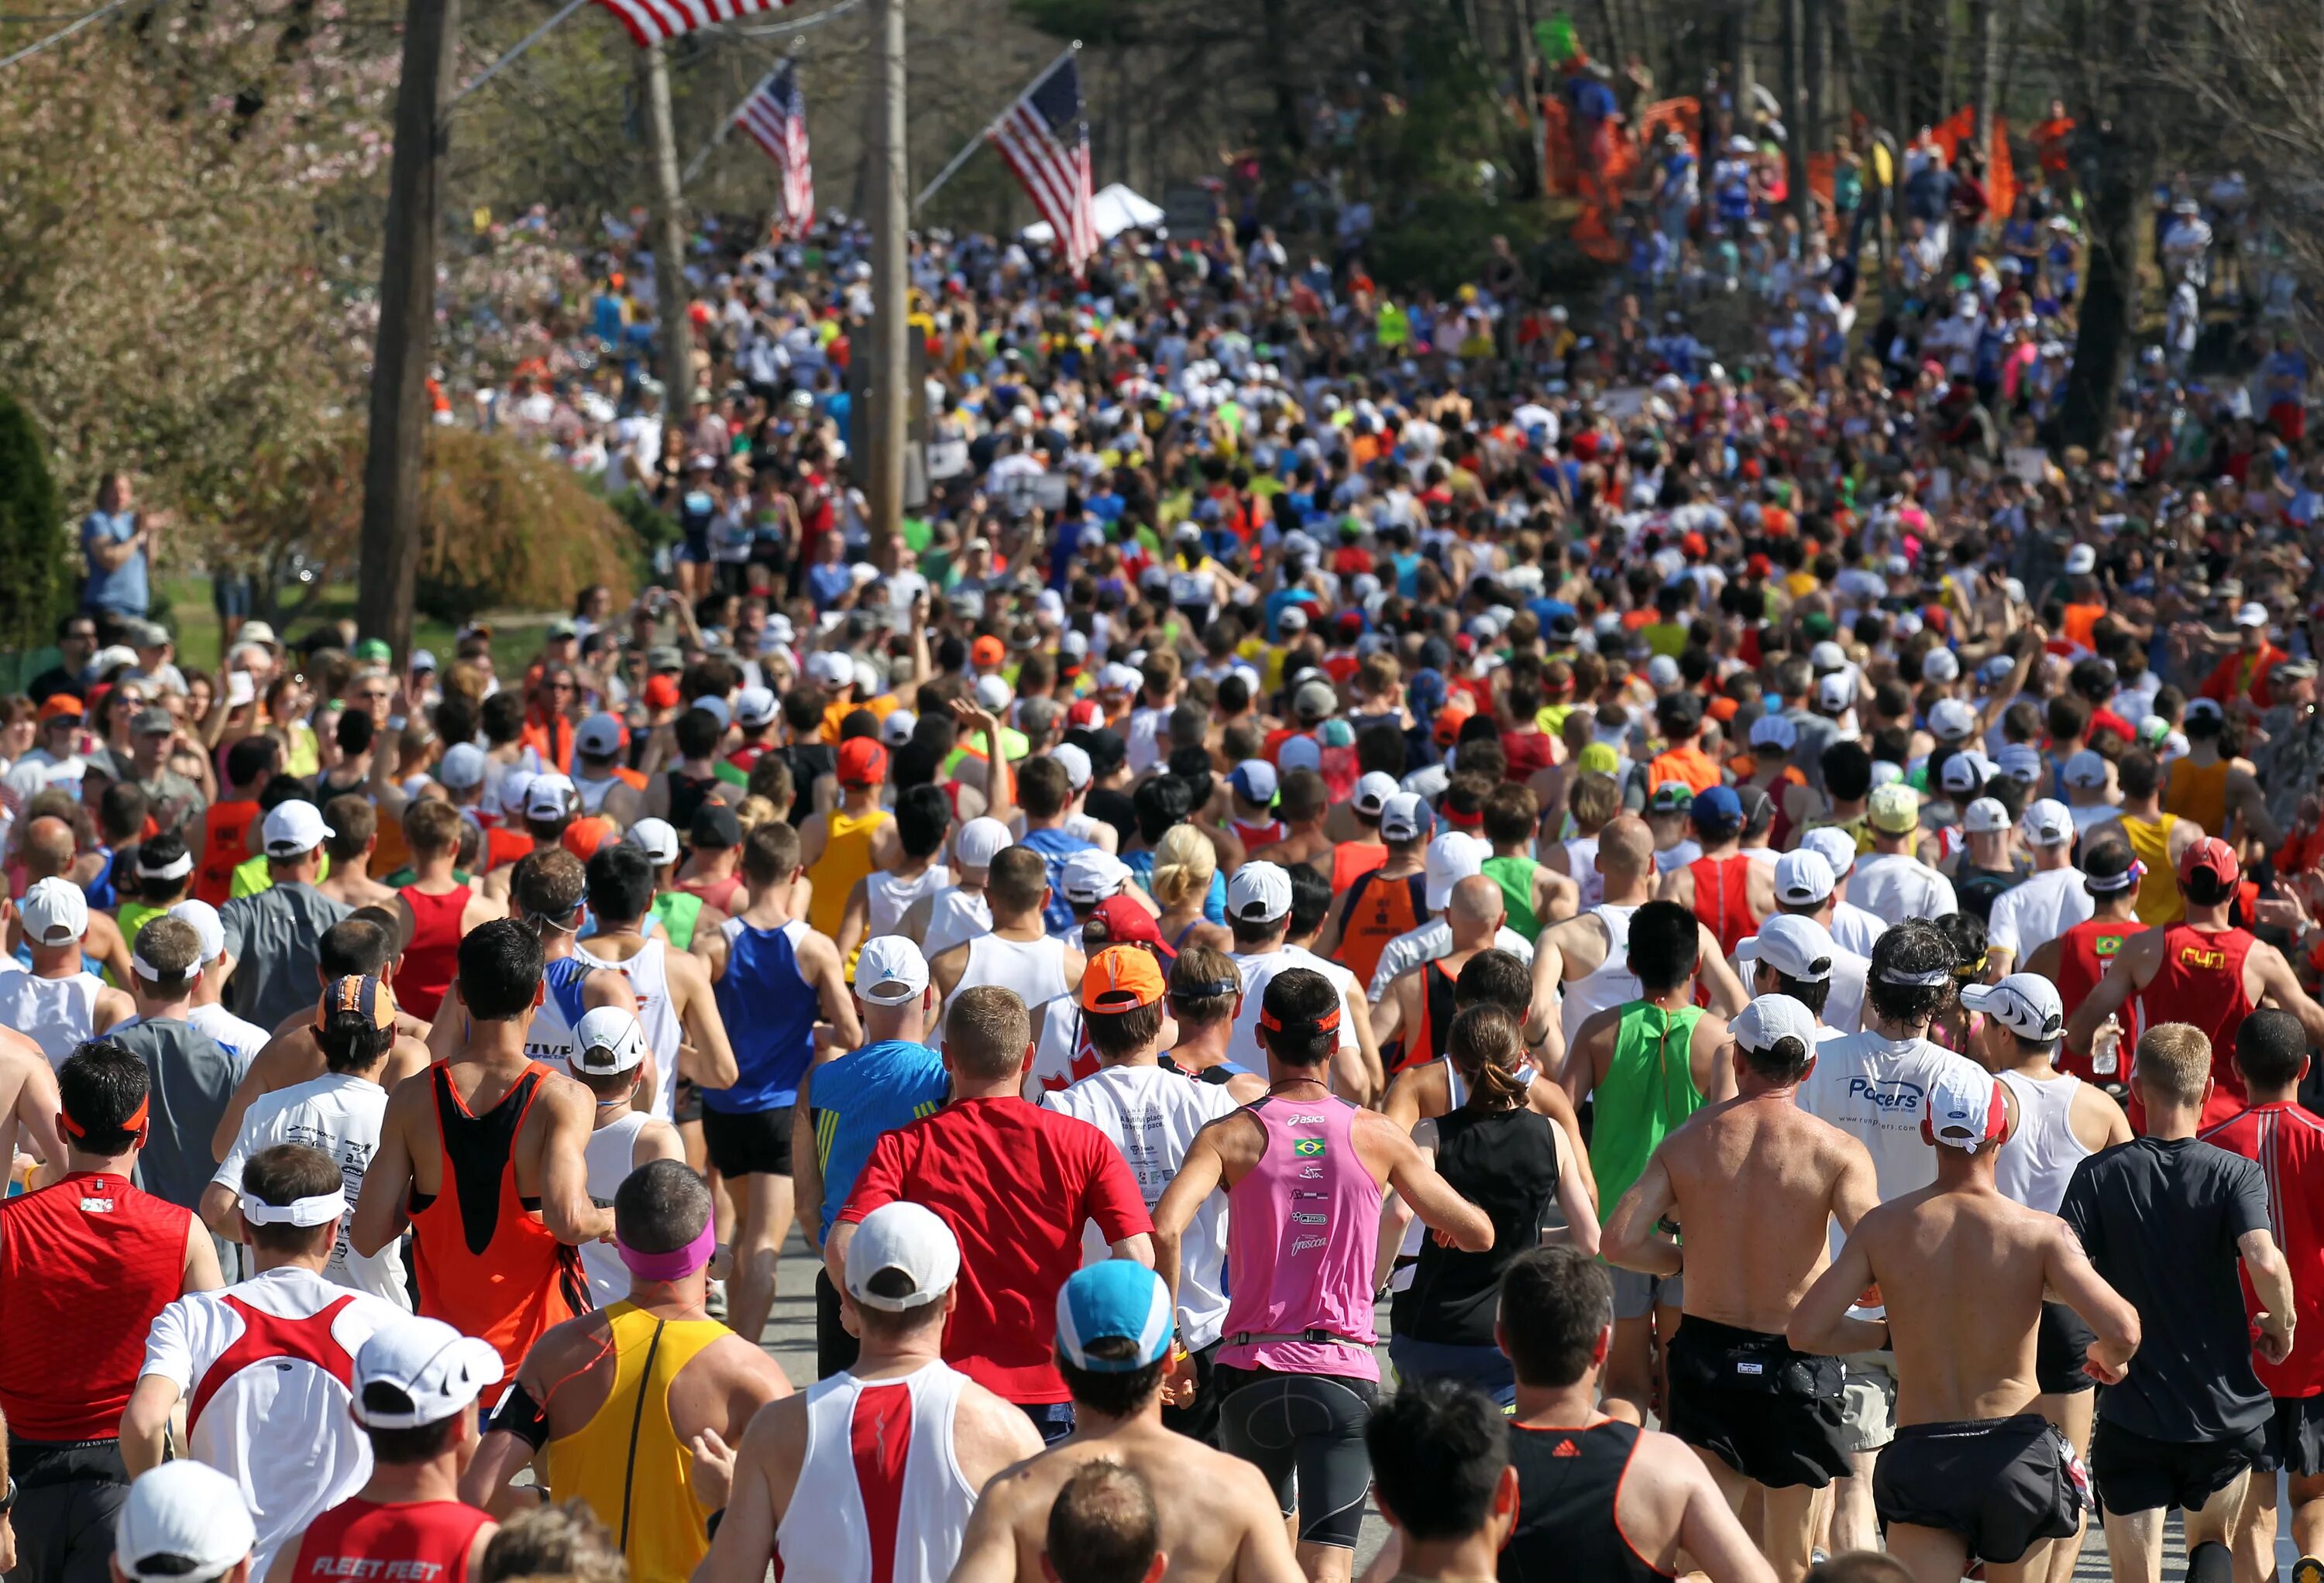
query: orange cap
315 974 396 1034
1081 944 1167 1011
39 694 83 721
562 816 618 861
837 737 889 786
971 634 1006 669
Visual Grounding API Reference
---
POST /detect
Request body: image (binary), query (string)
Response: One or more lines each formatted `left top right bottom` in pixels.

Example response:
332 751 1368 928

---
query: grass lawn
155 576 559 679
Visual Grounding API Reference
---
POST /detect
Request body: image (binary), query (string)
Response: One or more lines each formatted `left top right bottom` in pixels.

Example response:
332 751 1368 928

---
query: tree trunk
1973 0 2000 160
2059 122 2150 450
1780 0 1808 228
1507 2 1542 200
1731 0 1755 139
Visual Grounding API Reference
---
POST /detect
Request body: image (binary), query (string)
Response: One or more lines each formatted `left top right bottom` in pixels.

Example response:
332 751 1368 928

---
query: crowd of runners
9 134 2324 1583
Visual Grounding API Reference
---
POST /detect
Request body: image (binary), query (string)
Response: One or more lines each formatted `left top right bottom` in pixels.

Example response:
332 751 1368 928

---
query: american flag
986 53 1098 273
590 0 788 49
736 63 814 232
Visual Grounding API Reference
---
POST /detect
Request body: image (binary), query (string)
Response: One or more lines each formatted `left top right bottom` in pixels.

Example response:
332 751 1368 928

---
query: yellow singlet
807 806 885 946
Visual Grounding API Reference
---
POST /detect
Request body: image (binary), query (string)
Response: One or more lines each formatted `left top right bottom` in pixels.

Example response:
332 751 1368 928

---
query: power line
0 0 132 69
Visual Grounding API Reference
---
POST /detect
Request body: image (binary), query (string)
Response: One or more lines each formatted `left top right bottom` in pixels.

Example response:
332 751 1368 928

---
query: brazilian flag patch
1293 1138 1327 1157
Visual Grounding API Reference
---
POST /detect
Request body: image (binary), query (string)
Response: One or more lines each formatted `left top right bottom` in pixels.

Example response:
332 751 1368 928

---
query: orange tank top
1335 869 1425 993
2164 757 2233 839
411 1061 590 1373
1330 840 1389 894
195 799 260 906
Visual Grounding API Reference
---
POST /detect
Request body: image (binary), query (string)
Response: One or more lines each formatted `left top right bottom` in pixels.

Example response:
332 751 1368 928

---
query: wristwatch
0 1475 16 1514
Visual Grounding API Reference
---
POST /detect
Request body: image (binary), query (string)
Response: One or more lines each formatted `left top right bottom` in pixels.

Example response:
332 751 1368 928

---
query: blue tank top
706 917 817 1112
806 1039 948 1237
1018 826 1095 938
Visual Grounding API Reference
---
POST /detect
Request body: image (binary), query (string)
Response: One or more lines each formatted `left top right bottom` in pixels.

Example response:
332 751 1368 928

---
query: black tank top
666 770 715 833
1394 1104 1559 1345
1503 1420 1670 1583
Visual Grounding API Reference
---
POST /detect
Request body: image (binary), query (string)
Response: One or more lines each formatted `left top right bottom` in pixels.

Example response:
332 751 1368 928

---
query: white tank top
870 864 953 939
0 969 102 1067
1993 1068 2092 1216
775 1362 978 1583
1560 905 1642 1048
575 939 682 1122
573 774 621 816
1563 837 1605 909
579 1111 654 1306
954 932 1068 1017
922 886 992 961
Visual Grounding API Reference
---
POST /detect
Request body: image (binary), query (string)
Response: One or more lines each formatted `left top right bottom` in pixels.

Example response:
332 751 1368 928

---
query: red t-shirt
1501 729 1557 784
2201 1101 2324 1397
839 1097 1152 1403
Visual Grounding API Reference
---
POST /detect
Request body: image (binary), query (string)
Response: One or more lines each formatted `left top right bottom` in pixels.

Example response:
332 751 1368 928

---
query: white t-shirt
188 1002 274 1063
140 1265 405 1580
1831 900 1889 959
212 1073 409 1307
1985 866 2094 965
1799 1031 1989 1206
1848 853 1959 926
1043 1063 1239 1348
1228 945 1361 1072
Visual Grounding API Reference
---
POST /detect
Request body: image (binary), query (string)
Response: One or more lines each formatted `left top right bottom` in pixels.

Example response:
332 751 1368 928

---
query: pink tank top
1219 1095 1382 1381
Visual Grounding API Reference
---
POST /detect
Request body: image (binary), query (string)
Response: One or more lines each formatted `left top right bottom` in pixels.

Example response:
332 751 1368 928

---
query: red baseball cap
2179 836 2241 889
971 635 1006 668
1084 895 1174 957
837 737 889 787
561 816 618 862
642 675 681 711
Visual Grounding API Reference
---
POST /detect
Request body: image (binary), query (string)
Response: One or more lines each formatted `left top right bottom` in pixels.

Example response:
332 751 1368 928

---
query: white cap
1800 826 1857 878
18 875 88 947
1816 672 1855 712
1353 771 1398 817
1061 848 1132 905
525 774 578 822
571 1007 648 1076
974 674 1013 712
1925 1065 2009 1152
1922 648 1961 685
1731 991 1823 1055
810 651 856 686
625 817 680 867
1226 860 1293 924
881 709 918 747
114 1461 256 1583
1098 663 1143 693
2061 750 2108 789
954 817 1013 871
1939 750 1992 795
1772 849 1836 908
1963 796 2012 834
497 768 536 818
576 712 625 757
734 687 779 729
1737 915 1837 984
845 1200 960 1312
2238 602 2270 629
1750 713 1796 750
1810 640 1848 673
856 936 931 1007
1278 605 1309 631
2022 798 2075 846
167 899 226 963
1052 743 1093 791
2187 696 2226 721
352 1316 505 1428
1928 698 1978 740
1425 831 1487 911
1229 759 1278 805
438 742 488 790
2064 544 2097 575
1380 791 1432 843
261 799 334 859
1961 973 2066 1043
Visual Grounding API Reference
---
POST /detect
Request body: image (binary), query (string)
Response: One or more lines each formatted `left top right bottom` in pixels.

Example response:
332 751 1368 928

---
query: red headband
1260 1006 1342 1035
62 1094 149 1142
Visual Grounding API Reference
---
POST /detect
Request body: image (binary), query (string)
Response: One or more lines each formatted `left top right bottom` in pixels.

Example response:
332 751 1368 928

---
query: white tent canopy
1020 183 1165 245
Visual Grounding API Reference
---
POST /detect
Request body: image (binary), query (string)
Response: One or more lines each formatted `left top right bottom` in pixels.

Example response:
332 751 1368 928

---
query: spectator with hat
2196 600 2291 714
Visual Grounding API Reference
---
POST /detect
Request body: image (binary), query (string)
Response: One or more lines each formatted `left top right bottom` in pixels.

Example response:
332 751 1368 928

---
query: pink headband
616 1221 715 1283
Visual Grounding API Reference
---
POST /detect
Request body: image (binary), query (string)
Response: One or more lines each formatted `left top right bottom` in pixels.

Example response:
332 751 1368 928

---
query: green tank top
1479 854 1542 943
1588 999 1708 1224
115 900 169 958
651 888 704 952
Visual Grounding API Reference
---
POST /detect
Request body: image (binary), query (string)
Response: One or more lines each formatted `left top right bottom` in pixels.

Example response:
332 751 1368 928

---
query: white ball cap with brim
1352 771 1399 817
2064 544 2097 575
1925 1064 2009 1152
694 695 732 730
1799 826 1858 879
1061 849 1132 905
1278 735 1323 774
1921 648 1961 685
1772 849 1837 908
1052 743 1093 791
809 651 856 687
524 774 578 822
437 742 488 791
18 874 88 947
571 1006 648 1076
576 712 626 757
1962 796 2013 835
973 674 1013 713
2021 798 2075 846
954 816 1013 873
846 1200 960 1312
1379 792 1432 843
115 1459 256 1583
2237 602 2271 629
1815 672 1855 712
625 817 680 867
856 936 931 1007
1750 713 1796 750
2061 750 2109 789
167 898 226 963
1939 749 1993 795
1424 832 1487 912
880 709 918 747
1731 991 1822 1056
1928 698 1978 741
734 688 779 730
351 1315 505 1428
1736 915 1837 984
260 800 334 860
1809 640 1848 673
1995 743 2044 784
1226 860 1293 925
1961 973 2065 1044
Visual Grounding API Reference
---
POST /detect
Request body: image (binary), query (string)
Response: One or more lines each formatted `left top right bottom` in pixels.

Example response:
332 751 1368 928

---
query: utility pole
643 41 696 424
1779 0 1807 229
356 0 459 661
863 0 907 561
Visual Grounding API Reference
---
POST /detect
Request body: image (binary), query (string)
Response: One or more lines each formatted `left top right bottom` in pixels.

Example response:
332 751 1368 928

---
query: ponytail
1446 1004 1528 1110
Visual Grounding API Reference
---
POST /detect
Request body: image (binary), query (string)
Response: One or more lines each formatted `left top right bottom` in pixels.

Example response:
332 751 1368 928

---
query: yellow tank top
806 807 883 946
2119 812 2185 927
2164 757 2232 840
542 1303 727 1583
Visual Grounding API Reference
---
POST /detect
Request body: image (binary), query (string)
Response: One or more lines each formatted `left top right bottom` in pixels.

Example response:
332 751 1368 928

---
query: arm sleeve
218 899 248 962
139 1297 198 1388
2226 1155 2273 1241
1079 1128 1156 1242
836 1130 904 1227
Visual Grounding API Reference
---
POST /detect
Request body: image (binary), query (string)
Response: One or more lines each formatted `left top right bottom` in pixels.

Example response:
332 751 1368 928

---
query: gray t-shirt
109 1017 242 1214
219 881 352 1032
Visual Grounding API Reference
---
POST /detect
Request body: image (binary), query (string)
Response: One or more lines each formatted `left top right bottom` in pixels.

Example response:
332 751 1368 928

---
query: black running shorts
1874 1413 2087 1564
1215 1365 1379 1550
2255 1396 2324 1478
2089 1416 2264 1516
1664 1316 1851 1489
2034 1301 2100 1397
700 1103 794 1177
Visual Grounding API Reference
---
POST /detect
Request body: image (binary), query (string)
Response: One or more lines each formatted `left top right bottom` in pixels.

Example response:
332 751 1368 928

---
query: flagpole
680 65 778 187
444 0 586 107
910 39 1076 213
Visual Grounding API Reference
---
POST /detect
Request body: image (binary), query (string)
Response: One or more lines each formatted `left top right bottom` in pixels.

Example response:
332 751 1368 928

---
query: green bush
0 393 67 654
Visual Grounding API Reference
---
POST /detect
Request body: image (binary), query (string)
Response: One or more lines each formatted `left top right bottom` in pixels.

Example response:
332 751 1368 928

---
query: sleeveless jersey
951 932 1070 1020
0 1169 189 1439
774 1362 979 1583
543 1303 728 1583
1560 905 1642 1049
1562 836 1605 909
290 1498 492 1583
397 883 470 1021
1589 1001 1707 1224
2119 813 2186 926
1219 1095 1382 1381
1992 1070 2093 1216
1335 870 1426 996
650 889 705 953
1504 1420 1670 1583
0 967 102 1066
1017 825 1095 938
2056 919 2144 1081
523 956 597 1069
1687 853 1756 957
195 799 262 906
580 1112 655 1307
1480 854 1543 942
409 1061 590 1372
2165 757 2233 838
675 869 745 915
1395 959 1461 1077
2202 1102 2324 1398
707 917 818 1112
115 899 168 961
2135 924 2258 1129
575 939 682 1122
1329 840 1388 895
807 808 885 939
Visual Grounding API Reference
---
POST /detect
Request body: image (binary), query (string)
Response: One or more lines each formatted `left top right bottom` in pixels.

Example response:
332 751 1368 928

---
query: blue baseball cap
1691 784 1743 834
1056 1262 1175 1373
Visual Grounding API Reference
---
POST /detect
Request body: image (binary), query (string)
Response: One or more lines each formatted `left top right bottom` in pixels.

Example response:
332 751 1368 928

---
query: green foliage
1009 0 1150 46
0 392 67 654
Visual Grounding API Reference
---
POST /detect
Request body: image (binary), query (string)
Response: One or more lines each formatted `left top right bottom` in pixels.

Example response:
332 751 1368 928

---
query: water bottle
2091 1015 2122 1077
